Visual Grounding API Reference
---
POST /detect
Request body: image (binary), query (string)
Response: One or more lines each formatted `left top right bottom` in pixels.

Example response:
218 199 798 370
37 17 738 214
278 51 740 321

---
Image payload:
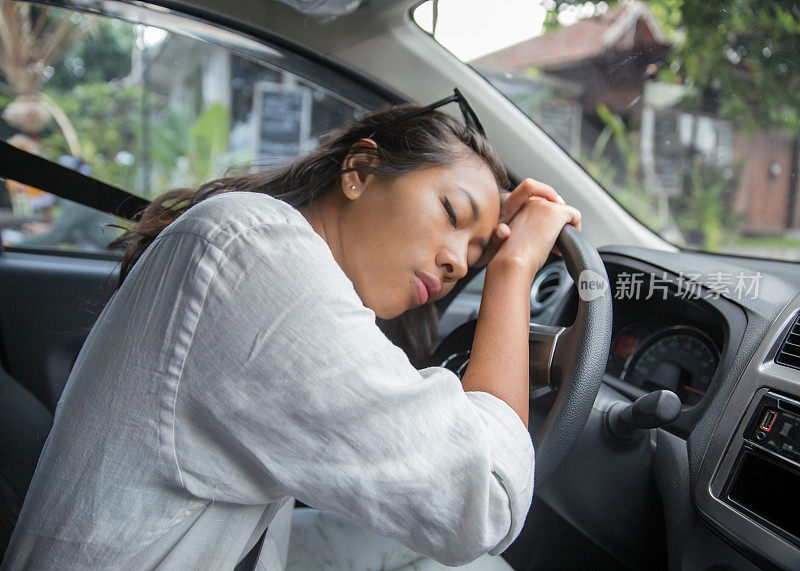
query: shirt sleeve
163 212 534 566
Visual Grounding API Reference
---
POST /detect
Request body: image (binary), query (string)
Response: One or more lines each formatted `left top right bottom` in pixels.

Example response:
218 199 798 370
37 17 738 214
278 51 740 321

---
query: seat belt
234 528 268 570
0 140 148 220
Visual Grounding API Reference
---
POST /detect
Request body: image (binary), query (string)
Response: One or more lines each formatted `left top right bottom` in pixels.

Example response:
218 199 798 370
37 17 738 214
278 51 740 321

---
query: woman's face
336 154 500 319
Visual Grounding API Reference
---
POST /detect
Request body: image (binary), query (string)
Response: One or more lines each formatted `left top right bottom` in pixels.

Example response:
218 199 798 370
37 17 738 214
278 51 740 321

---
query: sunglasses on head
368 88 486 139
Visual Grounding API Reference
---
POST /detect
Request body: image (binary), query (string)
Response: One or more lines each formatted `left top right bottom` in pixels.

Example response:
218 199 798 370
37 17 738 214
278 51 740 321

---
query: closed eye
443 198 457 227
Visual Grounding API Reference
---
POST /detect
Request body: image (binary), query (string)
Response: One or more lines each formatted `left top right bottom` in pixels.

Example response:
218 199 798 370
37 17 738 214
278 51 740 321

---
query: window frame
0 0 401 227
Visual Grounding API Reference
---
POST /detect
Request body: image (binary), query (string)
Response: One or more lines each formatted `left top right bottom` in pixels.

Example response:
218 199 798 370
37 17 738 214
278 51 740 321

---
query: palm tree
0 1 91 153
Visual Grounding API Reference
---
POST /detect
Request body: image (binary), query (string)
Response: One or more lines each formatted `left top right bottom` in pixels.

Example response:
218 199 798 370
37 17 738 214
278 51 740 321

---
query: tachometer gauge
621 326 719 406
606 322 655 377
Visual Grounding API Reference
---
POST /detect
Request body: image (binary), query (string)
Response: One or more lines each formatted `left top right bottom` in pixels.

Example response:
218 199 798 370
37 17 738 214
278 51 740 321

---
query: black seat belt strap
0 140 149 220
234 528 268 570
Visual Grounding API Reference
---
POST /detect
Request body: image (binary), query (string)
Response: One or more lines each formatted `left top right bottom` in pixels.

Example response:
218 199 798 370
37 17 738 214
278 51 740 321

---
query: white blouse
4 192 534 569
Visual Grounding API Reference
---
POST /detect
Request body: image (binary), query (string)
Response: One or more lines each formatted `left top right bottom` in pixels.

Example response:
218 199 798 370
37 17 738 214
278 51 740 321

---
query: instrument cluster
601 261 727 408
606 322 720 406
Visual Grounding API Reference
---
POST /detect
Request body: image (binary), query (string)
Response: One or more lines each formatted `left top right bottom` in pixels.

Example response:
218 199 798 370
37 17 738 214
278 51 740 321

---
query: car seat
0 367 53 558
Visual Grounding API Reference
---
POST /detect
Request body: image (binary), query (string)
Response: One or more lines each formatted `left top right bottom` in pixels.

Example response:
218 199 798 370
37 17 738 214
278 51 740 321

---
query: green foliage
38 85 240 199
582 104 661 230
548 0 800 137
150 102 242 189
585 124 616 184
148 109 193 180
542 0 562 32
582 102 743 250
2 6 139 189
187 103 231 185
0 93 13 139
46 16 135 93
3 6 244 212
543 0 793 253
595 104 641 193
677 0 800 137
671 162 742 250
39 82 150 191
646 0 683 39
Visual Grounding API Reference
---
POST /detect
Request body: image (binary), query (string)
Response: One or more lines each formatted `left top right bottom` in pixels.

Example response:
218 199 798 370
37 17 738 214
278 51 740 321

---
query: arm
461 179 581 427
160 198 535 565
461 257 532 425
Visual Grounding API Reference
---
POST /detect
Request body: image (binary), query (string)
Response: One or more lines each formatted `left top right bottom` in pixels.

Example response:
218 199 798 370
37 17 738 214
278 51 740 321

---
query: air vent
538 273 562 301
531 264 567 315
776 313 800 371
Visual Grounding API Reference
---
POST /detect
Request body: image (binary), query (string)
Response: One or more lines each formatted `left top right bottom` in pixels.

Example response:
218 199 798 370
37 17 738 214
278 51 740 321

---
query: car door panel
0 249 118 411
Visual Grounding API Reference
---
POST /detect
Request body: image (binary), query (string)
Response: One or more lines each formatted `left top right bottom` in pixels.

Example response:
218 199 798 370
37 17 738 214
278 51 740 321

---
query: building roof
471 0 668 72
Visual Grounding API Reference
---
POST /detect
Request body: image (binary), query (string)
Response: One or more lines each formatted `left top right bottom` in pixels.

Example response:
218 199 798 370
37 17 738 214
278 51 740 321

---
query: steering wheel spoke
529 323 565 388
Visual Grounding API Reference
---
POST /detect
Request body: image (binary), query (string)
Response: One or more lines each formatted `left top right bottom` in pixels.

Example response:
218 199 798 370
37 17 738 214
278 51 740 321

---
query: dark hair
110 103 509 364
112 105 507 283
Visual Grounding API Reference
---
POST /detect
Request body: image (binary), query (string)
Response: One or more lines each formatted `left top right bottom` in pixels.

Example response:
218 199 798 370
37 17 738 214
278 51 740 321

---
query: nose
437 243 468 282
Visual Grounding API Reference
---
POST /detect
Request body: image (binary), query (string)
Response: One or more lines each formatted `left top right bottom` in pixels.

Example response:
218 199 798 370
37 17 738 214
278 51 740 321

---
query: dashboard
491 246 800 570
607 321 718 406
603 261 726 409
437 244 800 570
552 248 800 570
533 254 747 439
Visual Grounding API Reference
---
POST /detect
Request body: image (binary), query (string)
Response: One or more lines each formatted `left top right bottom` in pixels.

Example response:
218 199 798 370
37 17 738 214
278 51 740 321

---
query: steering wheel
430 225 612 483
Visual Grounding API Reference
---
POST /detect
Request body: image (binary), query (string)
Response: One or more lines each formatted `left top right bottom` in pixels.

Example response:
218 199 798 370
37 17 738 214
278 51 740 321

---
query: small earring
349 185 357 192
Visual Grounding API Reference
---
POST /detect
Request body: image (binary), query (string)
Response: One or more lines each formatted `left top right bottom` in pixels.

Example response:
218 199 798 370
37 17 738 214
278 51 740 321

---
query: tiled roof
471 0 668 71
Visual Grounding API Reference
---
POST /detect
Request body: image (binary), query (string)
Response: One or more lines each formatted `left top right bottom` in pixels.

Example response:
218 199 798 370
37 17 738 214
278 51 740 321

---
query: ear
341 138 379 200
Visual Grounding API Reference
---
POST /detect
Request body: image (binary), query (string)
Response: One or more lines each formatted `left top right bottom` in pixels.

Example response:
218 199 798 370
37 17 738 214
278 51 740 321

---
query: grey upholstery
0 368 53 557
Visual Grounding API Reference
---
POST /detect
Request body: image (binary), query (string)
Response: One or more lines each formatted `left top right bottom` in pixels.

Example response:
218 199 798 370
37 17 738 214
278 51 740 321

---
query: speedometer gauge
621 326 719 406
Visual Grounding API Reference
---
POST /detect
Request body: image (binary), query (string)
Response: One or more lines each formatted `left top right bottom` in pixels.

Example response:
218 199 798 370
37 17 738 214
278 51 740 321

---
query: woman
3 92 579 569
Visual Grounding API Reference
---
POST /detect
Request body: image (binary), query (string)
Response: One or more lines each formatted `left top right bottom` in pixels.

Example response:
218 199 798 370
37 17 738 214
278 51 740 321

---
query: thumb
474 223 510 269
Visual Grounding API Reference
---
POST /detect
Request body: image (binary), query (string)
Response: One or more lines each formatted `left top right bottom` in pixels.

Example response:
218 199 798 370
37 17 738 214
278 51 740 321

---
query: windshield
414 0 800 262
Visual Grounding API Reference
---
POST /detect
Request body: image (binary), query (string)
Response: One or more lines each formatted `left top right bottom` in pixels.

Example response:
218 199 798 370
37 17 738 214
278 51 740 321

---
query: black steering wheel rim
430 225 612 484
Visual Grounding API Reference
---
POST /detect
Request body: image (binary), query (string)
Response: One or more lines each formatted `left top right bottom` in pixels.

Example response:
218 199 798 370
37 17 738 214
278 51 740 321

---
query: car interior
2 0 800 569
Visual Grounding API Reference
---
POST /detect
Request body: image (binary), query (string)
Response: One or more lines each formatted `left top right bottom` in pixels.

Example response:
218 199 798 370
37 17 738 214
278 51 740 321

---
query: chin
358 284 409 320
374 306 405 320
368 296 410 320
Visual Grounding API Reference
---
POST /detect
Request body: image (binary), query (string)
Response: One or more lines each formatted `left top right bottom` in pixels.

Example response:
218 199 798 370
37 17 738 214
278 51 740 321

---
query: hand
474 179 580 271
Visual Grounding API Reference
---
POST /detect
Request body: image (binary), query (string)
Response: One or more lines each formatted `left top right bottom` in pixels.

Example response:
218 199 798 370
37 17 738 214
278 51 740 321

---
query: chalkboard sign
652 110 682 195
253 82 312 164
642 108 682 196
536 99 581 158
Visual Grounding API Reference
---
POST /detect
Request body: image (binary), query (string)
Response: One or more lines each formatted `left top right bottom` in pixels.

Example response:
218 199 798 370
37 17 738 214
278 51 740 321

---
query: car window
414 0 800 263
0 0 381 253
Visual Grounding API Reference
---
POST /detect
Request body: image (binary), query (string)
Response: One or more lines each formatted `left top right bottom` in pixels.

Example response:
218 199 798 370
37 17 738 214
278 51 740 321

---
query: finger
551 204 582 254
486 223 511 259
496 222 511 240
501 185 541 223
501 179 564 223
524 180 564 205
564 204 582 231
536 203 580 257
473 223 510 268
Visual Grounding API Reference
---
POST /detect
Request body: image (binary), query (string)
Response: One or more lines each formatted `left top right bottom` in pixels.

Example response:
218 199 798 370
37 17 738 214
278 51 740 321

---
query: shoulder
161 191 308 249
148 191 349 302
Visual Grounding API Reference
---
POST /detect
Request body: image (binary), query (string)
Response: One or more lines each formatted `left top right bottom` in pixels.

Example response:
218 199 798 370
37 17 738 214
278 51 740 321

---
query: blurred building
472 0 800 235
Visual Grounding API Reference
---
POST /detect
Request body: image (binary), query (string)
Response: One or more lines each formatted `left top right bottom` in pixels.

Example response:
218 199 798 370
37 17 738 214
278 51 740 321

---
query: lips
414 272 442 305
